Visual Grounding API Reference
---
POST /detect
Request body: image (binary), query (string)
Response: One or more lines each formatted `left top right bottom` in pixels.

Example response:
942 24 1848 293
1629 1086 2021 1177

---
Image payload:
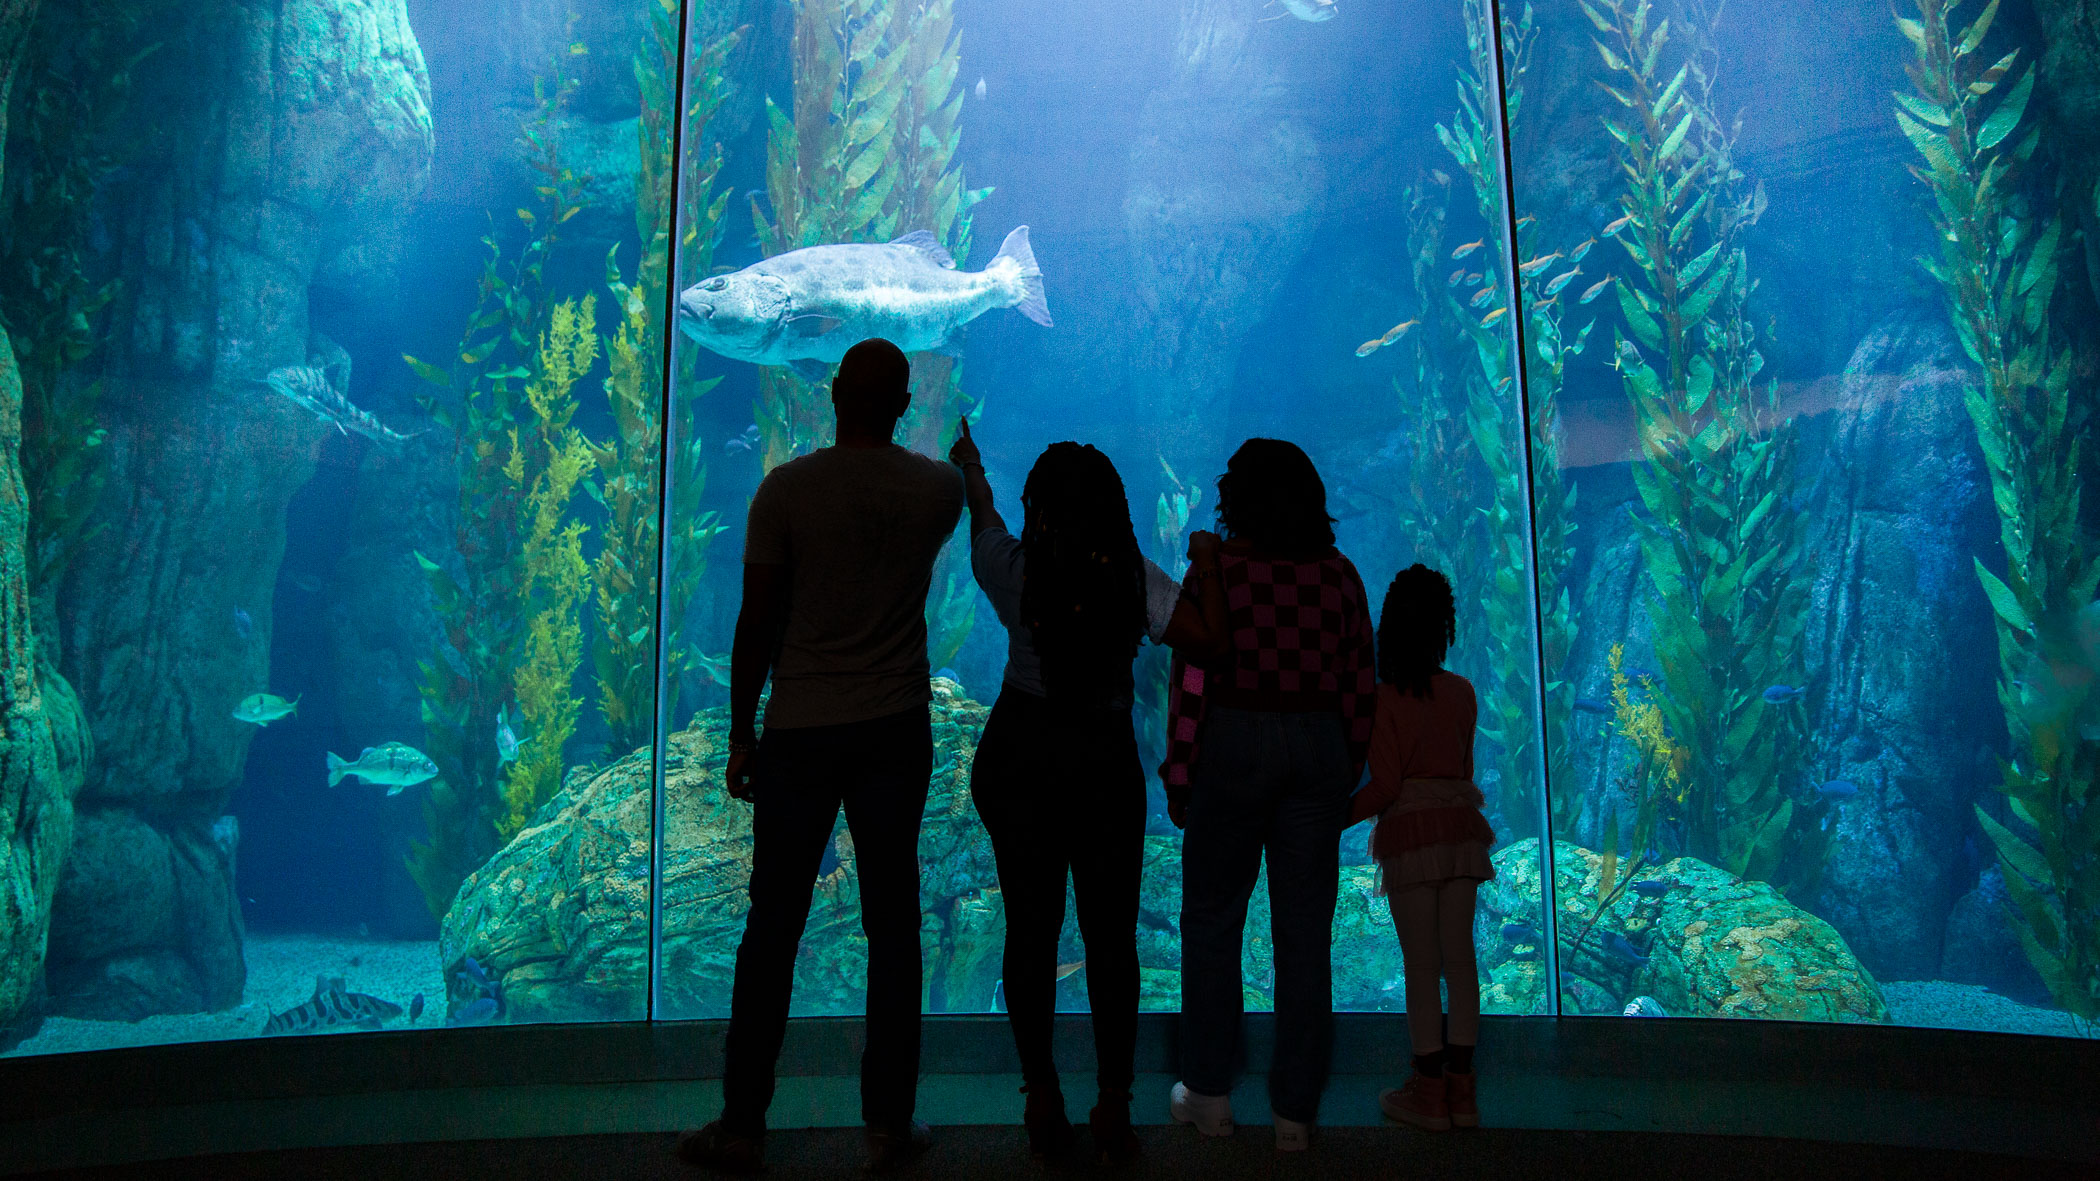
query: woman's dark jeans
1178 706 1353 1123
971 687 1146 1100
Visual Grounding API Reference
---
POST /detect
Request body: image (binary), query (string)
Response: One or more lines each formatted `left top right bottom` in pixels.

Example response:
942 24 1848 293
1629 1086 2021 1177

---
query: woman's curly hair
1378 563 1456 698
1020 443 1147 707
1214 438 1336 558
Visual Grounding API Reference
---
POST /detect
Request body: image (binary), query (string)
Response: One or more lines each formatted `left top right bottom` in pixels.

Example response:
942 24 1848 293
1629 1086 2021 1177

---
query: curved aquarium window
1 0 2091 1061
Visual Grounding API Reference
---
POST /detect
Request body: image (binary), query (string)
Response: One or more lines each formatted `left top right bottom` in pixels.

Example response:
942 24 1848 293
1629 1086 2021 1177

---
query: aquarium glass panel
653 0 1554 1021
1 0 665 1055
1517 0 2097 1035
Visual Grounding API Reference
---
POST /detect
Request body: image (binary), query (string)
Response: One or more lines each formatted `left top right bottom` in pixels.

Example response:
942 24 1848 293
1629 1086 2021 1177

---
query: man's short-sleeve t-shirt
743 445 965 729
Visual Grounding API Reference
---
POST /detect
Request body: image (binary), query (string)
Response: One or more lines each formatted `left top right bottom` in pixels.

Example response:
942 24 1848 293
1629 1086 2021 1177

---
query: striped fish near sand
261 975 404 1036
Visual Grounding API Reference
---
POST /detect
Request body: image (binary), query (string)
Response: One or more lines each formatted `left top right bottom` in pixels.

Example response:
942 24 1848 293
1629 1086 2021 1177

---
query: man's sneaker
1445 1070 1480 1128
1273 1114 1312 1152
1380 1073 1452 1132
676 1120 764 1173
1169 1081 1235 1137
865 1118 933 1173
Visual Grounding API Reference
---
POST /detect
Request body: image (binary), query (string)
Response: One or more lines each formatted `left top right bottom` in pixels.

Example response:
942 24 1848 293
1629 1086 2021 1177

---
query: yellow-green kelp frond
1584 0 1817 892
1896 0 2100 1023
499 297 599 841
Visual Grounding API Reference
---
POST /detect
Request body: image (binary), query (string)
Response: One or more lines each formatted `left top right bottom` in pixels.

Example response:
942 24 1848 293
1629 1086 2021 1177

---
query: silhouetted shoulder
1433 670 1476 703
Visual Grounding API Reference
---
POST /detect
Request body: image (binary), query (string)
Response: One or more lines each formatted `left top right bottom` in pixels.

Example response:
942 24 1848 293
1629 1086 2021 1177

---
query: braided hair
1378 564 1456 699
1020 443 1148 708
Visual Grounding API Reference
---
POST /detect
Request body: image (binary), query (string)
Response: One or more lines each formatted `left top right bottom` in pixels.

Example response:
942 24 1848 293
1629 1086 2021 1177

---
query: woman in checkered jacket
1161 438 1377 1153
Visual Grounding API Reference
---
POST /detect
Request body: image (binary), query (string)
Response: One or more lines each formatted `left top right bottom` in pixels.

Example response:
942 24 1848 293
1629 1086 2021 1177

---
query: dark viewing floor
21 1126 2090 1181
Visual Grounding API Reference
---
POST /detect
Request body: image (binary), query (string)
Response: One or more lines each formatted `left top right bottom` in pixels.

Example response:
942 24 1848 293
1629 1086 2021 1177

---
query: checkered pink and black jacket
1160 550 1378 796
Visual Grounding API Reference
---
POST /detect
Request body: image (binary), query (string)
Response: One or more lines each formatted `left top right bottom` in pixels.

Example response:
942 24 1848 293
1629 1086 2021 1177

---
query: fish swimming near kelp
1579 274 1616 304
676 228 1049 381
1602 932 1650 965
1603 213 1634 237
233 692 300 726
495 703 524 766
723 423 760 454
1469 285 1498 309
1450 238 1485 260
1630 878 1674 898
262 975 403 1035
1517 252 1563 278
1568 237 1597 263
1446 269 1467 287
1502 922 1541 944
327 742 439 792
1544 267 1582 296
258 366 420 446
1762 684 1807 704
1480 306 1507 327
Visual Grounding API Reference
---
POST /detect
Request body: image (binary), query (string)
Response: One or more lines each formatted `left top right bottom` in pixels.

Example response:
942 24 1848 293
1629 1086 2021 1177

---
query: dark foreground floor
21 1125 2087 1181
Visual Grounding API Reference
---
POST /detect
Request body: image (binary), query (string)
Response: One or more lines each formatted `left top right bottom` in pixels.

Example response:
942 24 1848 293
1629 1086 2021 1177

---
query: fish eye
705 277 728 291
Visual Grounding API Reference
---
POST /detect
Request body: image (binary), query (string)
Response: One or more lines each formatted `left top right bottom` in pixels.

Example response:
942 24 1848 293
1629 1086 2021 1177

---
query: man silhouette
682 338 964 1174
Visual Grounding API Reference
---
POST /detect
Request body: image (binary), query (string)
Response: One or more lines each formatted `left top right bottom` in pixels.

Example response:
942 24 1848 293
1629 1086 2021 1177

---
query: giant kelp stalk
1584 0 1818 890
1895 0 2100 1021
1395 0 1579 838
591 2 738 754
753 0 988 668
1 3 150 616
402 52 596 915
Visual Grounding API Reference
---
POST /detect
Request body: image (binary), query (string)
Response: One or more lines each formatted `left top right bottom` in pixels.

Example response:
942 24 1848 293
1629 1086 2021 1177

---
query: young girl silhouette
1349 564 1496 1131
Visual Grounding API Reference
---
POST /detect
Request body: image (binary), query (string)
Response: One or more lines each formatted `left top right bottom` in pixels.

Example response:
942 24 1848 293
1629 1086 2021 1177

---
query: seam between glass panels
646 0 700 1025
1483 0 1561 1019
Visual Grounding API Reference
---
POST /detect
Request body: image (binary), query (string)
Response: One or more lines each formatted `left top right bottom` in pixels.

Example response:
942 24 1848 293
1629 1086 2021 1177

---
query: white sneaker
1169 1081 1235 1137
1273 1114 1311 1151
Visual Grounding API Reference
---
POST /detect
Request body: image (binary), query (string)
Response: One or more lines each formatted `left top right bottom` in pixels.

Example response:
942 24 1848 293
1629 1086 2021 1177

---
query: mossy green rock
439 681 999 1023
1482 839 1887 1022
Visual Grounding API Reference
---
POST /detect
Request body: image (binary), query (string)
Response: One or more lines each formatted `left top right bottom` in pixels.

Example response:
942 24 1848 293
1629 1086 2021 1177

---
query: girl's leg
1068 714 1144 1100
1387 882 1446 1059
969 694 1068 1092
1437 878 1482 1061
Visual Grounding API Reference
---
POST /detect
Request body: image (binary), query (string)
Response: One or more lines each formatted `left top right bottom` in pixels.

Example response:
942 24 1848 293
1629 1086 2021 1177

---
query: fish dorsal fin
889 230 955 268
359 746 376 758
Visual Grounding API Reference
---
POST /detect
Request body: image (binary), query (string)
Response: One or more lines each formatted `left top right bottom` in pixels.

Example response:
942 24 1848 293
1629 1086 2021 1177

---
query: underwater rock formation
46 0 434 1017
0 0 92 1040
1801 311 2002 978
1121 0 1326 466
1482 840 1887 1023
440 681 1001 1022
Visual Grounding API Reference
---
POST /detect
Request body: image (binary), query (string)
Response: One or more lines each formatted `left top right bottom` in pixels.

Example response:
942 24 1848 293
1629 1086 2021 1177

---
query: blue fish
1817 778 1859 799
458 956 494 994
1603 932 1649 965
1502 922 1540 943
1573 697 1613 716
449 997 498 1027
409 993 425 1021
723 423 760 455
1762 684 1807 704
1630 879 1673 898
233 607 252 639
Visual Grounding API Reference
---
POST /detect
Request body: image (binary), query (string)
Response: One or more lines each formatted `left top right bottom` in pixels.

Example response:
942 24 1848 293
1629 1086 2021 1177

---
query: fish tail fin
326 751 348 787
990 225 1051 327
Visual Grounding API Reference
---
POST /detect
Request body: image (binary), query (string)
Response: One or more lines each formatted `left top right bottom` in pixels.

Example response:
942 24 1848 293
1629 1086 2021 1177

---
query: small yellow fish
1518 252 1563 278
1515 214 1536 228
1603 213 1634 237
1355 337 1384 358
1569 236 1597 263
1447 270 1467 287
1450 238 1486 260
1380 319 1419 344
1470 285 1497 308
1465 272 1484 286
1544 266 1582 296
1481 306 1508 327
1579 274 1616 304
1055 960 1086 981
1496 376 1514 390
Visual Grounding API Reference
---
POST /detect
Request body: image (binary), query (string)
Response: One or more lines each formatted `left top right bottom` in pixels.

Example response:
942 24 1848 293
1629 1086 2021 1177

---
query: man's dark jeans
1178 706 1353 1123
720 706 932 1135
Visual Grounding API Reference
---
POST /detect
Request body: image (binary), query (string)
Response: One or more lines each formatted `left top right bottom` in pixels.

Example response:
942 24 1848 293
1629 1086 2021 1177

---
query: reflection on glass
1522 0 2094 1035
1 0 666 1054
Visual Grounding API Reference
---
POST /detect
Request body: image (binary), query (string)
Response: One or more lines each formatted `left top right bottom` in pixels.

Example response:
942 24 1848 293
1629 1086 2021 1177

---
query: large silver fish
676 227 1051 380
262 975 404 1035
327 741 439 792
260 365 419 446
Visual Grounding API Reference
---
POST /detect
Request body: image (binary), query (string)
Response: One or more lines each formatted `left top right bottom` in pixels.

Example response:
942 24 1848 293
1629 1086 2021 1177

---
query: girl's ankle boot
1021 1084 1073 1158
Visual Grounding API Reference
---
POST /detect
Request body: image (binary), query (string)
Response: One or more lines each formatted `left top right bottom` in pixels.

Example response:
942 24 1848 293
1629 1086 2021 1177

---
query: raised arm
947 418 1006 541
1162 529 1230 664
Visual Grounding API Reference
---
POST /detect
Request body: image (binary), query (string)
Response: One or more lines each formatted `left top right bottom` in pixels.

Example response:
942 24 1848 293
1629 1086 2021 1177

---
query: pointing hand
948 418 981 469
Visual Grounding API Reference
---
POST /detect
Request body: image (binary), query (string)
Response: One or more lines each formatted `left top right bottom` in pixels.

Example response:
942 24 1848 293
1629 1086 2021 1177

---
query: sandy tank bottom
5 934 2090 1057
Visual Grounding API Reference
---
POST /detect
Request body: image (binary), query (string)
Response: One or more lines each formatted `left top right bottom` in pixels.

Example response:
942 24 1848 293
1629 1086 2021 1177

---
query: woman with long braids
1349 563 1494 1131
948 421 1188 1162
1160 438 1376 1152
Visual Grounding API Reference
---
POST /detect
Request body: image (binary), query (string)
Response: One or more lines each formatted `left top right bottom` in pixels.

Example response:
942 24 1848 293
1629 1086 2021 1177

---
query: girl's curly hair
1377 563 1456 698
